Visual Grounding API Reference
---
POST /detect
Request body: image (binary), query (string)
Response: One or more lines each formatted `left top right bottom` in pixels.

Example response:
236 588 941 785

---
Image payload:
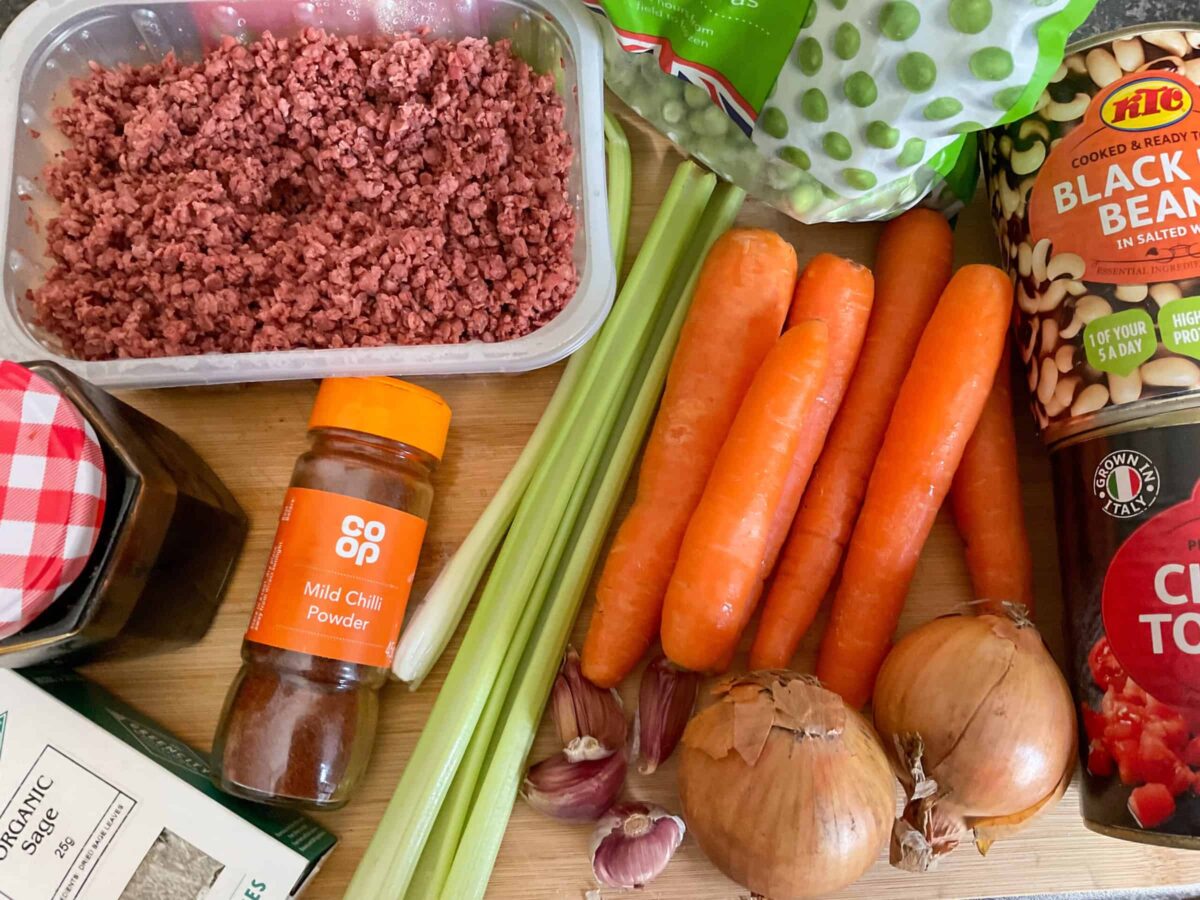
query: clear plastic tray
0 0 611 387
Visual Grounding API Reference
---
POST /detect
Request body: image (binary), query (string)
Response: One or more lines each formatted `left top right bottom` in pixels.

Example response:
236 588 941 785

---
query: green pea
800 88 829 122
683 82 711 109
791 182 820 214
802 1 817 28
992 85 1025 110
897 136 926 166
823 131 852 161
662 100 686 124
795 37 823 76
879 1 920 40
923 97 963 120
970 47 1014 81
779 146 812 170
951 120 985 134
760 106 789 139
866 120 900 148
820 183 841 201
688 106 728 137
842 168 878 190
896 52 937 92
829 0 848 8
843 72 878 107
833 23 861 60
948 0 992 34
766 159 803 191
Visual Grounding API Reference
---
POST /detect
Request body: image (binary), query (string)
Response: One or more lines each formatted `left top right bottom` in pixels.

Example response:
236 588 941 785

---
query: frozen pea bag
589 0 1097 222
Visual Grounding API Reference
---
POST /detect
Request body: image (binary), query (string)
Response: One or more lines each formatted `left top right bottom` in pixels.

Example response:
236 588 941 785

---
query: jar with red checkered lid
0 361 247 666
0 361 106 638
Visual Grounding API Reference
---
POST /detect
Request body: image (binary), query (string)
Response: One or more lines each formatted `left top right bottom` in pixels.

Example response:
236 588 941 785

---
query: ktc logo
337 515 385 566
1101 75 1193 132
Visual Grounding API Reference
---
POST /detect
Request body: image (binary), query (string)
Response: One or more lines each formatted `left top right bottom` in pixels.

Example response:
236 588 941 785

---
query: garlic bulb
590 802 684 889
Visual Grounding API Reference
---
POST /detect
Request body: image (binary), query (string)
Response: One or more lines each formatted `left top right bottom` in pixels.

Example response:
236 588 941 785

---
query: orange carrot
757 254 874 581
816 264 1012 708
950 348 1035 615
581 229 796 688
661 320 830 672
749 210 953 670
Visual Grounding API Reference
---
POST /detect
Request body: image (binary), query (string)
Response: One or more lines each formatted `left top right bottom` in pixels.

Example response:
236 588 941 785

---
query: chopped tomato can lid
0 361 107 639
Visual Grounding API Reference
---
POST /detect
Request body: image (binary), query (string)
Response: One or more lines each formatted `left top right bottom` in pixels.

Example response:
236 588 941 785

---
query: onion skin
873 608 1076 869
874 610 1074 817
678 672 895 900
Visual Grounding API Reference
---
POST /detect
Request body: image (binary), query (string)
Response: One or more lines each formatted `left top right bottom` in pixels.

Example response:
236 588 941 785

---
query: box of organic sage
0 667 336 900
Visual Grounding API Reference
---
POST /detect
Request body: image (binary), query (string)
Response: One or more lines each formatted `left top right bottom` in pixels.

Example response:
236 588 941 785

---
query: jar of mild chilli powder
212 377 450 810
982 19 1200 847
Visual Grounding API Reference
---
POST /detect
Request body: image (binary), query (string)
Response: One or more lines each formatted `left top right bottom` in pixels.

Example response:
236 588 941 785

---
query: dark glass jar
0 361 247 666
212 376 449 810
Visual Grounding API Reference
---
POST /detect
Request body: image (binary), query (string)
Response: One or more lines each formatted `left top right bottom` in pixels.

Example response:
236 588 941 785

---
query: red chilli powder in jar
212 377 449 809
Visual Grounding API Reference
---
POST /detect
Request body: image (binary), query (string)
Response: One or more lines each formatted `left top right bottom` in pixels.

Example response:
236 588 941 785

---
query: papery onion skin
678 672 895 900
873 609 1075 820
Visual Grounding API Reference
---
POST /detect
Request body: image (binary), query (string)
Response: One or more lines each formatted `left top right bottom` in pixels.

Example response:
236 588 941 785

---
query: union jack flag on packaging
584 0 1097 224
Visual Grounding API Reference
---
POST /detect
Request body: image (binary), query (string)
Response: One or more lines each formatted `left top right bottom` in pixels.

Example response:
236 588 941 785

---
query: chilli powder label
246 487 426 668
1030 70 1200 285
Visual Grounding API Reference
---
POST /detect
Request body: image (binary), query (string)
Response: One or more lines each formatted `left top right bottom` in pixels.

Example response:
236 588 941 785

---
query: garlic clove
636 654 700 774
590 802 685 889
552 647 627 752
521 748 627 822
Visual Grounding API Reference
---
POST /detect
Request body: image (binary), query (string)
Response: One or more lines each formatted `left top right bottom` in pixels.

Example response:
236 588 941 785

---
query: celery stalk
604 112 632 272
344 161 715 900
405 115 636 890
392 115 633 688
407 368 623 898
441 182 747 900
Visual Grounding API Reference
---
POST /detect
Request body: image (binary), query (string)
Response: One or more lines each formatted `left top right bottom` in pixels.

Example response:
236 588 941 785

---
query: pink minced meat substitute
30 29 578 359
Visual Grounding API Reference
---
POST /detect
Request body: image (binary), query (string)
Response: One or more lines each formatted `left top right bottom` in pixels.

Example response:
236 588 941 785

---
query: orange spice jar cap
309 377 451 460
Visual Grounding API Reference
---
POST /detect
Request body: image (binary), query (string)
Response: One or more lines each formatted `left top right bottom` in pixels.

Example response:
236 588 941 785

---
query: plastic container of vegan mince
982 17 1200 848
0 0 611 388
212 376 449 810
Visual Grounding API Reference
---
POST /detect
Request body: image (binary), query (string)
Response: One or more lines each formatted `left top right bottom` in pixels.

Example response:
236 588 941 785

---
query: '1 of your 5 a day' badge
1083 308 1156 376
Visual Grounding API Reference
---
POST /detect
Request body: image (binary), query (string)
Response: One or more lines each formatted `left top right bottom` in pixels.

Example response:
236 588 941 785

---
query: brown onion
678 671 895 900
873 605 1076 870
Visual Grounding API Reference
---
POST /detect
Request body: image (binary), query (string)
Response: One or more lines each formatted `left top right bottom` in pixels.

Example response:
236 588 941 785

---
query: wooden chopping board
83 110 1200 899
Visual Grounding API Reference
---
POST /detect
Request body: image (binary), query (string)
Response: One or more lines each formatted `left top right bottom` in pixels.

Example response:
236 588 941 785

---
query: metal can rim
1049 391 1200 450
1066 21 1200 55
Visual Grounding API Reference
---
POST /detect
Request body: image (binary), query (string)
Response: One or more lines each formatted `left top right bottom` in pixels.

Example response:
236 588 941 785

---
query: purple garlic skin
552 647 627 752
637 654 700 774
590 801 686 889
522 747 627 823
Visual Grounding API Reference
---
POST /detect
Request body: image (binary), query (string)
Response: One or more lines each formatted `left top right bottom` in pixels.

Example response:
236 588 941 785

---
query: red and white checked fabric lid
0 361 106 639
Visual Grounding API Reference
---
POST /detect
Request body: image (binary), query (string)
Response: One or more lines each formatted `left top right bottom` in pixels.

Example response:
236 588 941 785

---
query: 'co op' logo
1101 75 1193 132
336 515 385 566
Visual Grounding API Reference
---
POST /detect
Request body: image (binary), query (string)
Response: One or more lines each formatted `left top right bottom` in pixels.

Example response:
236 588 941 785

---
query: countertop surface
72 110 1200 898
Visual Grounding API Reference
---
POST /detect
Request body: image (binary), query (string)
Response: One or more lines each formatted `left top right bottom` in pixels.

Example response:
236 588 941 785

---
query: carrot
661 320 830 672
757 254 874 581
950 347 1035 615
749 210 953 670
581 229 796 688
815 264 1012 708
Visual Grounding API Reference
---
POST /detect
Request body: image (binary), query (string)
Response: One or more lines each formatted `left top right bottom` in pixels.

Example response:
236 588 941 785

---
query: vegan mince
29 28 578 360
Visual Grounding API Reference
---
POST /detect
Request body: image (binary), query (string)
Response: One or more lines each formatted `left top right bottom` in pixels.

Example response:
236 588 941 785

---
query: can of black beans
983 22 1200 847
